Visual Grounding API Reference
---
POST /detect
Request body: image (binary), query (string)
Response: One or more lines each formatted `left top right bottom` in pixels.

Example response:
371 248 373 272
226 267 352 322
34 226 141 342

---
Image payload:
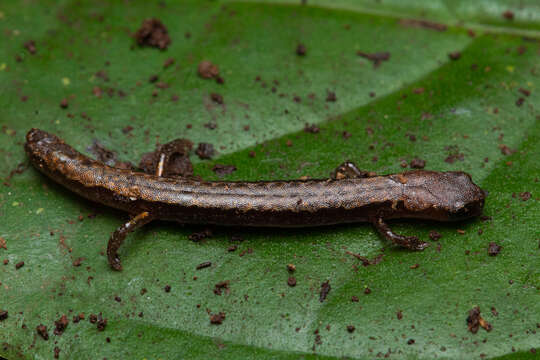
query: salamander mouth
450 200 484 220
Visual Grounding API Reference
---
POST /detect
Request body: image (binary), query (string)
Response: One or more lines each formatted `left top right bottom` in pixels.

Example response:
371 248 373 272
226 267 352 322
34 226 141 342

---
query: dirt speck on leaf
198 60 219 79
488 242 502 256
134 18 171 50
36 324 49 340
210 312 226 324
467 307 492 333
319 280 331 302
357 51 390 68
196 143 215 159
212 164 236 176
296 43 307 56
53 315 68 336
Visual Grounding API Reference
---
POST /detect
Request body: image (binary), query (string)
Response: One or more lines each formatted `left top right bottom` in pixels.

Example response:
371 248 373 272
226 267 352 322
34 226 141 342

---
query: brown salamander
25 128 486 270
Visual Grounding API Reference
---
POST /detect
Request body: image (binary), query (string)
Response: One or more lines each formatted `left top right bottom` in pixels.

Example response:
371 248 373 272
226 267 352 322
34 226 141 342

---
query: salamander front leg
107 211 153 271
332 161 377 179
371 217 429 250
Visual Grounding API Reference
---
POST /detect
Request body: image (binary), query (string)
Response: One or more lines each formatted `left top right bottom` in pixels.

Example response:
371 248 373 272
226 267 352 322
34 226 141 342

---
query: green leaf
0 1 538 359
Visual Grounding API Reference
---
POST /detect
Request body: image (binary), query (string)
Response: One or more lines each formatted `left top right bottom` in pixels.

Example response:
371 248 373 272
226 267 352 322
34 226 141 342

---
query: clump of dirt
36 324 49 340
210 93 224 104
304 123 320 134
198 60 219 79
196 261 212 270
134 18 171 50
502 10 514 20
296 43 307 56
326 91 337 102
24 40 37 54
213 281 230 296
448 51 461 60
357 51 390 68
53 315 68 336
429 231 442 241
188 229 212 242
212 164 236 176
210 312 226 325
96 313 107 331
487 242 502 256
398 19 447 31
287 277 297 287
195 143 215 159
410 158 426 169
467 307 492 333
319 280 331 302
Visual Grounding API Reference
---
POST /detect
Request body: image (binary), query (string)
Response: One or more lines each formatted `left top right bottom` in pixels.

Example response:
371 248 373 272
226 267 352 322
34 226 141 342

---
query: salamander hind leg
332 162 377 179
107 211 153 271
371 217 429 250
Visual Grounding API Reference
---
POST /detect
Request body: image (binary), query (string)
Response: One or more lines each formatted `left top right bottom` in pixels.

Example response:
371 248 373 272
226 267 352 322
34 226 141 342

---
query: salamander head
401 171 485 221
25 128 82 170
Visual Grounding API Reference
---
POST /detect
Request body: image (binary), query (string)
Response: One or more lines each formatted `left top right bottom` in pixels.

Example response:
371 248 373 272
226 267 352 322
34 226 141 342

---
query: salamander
24 128 486 270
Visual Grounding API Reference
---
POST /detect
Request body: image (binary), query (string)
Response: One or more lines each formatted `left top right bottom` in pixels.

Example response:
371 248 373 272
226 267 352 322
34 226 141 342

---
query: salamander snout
26 128 62 145
447 172 486 220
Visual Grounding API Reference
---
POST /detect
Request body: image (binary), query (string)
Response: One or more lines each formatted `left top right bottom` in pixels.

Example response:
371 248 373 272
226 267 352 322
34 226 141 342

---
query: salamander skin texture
25 128 486 269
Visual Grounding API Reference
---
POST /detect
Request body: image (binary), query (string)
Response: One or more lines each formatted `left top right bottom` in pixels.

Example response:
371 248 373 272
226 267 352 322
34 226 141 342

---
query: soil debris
287 264 296 272
198 60 219 79
196 261 212 270
326 91 337 102
304 123 320 134
467 307 492 333
429 231 442 241
212 164 236 176
210 93 224 104
357 51 390 68
319 280 331 302
163 57 175 68
502 10 514 20
448 51 461 60
134 18 171 50
296 43 307 56
96 313 107 331
36 324 49 340
410 158 426 169
189 229 212 242
346 251 384 266
287 276 297 287
53 315 68 336
213 280 230 296
195 143 215 159
210 312 226 325
24 40 37 54
487 242 502 256
398 19 447 31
